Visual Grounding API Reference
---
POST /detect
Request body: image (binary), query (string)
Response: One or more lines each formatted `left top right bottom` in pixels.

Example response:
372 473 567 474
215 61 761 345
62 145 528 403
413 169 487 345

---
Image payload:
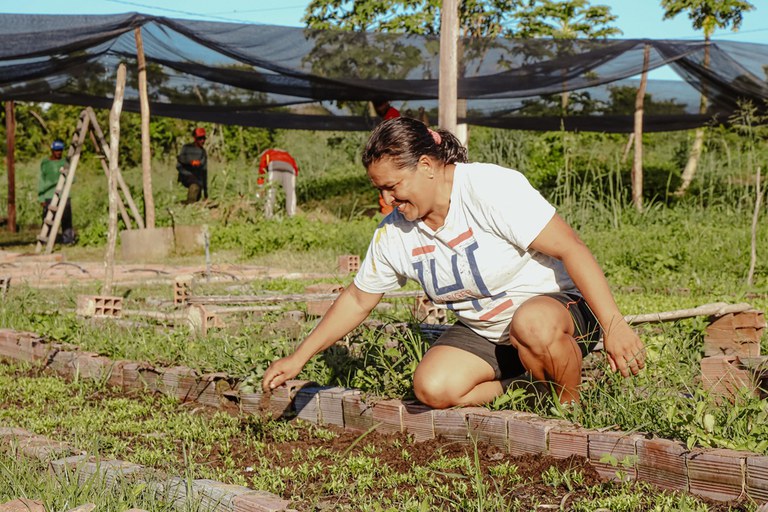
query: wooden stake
103 64 126 296
748 167 763 286
135 27 155 229
88 127 132 228
624 302 755 325
86 108 145 230
4 101 16 233
438 0 458 134
631 43 650 213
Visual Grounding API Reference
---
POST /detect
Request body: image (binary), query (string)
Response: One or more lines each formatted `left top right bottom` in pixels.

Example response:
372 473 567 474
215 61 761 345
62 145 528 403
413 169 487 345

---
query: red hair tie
428 129 442 145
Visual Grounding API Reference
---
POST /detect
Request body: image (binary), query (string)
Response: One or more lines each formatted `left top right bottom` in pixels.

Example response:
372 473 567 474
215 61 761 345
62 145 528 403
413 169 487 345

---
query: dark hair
362 117 468 170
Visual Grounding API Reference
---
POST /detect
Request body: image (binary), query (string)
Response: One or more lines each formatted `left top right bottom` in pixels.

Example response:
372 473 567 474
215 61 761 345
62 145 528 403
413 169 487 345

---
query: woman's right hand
262 355 304 393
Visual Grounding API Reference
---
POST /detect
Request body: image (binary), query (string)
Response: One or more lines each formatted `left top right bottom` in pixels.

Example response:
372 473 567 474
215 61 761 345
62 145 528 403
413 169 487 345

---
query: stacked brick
303 283 344 317
1 328 768 505
701 311 767 400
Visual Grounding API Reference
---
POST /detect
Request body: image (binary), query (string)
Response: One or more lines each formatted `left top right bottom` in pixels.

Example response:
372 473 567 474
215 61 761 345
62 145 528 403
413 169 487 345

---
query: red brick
688 448 748 501
747 455 768 504
371 399 404 434
402 401 434 442
636 438 689 492
588 431 643 482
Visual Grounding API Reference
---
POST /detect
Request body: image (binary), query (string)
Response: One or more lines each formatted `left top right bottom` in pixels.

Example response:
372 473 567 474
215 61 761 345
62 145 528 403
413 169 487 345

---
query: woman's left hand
603 320 645 377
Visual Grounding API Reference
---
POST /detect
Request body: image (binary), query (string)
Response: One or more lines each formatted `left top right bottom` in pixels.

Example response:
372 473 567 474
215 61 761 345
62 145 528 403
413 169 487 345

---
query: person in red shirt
258 148 299 218
372 99 401 214
373 98 401 121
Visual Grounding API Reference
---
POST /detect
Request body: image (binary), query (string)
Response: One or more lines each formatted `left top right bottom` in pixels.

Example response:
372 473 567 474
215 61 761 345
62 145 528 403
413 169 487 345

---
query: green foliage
515 0 621 39
661 0 755 37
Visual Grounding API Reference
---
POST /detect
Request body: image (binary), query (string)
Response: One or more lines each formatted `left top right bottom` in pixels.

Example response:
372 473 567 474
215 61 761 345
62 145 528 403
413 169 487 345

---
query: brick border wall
1 328 767 506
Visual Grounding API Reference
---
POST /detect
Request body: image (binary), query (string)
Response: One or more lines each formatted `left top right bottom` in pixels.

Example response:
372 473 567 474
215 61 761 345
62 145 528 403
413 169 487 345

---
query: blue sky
4 0 767 80
4 0 767 42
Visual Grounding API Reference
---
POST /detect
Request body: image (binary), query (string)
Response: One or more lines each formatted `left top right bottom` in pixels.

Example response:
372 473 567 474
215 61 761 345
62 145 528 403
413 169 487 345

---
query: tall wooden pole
438 0 459 135
135 27 155 229
103 63 126 296
631 44 651 213
5 101 16 233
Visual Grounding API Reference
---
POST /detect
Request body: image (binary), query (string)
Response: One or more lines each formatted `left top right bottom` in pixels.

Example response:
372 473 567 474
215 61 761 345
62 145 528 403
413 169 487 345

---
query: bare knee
511 305 564 355
413 373 459 409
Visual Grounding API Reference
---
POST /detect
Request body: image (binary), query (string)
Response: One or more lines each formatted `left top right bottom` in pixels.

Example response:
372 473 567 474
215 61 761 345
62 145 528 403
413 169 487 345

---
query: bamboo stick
187 289 425 305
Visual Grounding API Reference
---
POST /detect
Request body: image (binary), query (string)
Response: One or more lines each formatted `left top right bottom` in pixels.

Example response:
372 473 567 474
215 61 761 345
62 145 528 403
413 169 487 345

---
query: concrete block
174 225 206 255
120 227 173 262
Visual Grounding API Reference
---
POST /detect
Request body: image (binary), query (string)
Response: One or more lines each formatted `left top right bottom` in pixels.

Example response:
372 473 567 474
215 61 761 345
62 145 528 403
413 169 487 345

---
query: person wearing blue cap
39 139 75 245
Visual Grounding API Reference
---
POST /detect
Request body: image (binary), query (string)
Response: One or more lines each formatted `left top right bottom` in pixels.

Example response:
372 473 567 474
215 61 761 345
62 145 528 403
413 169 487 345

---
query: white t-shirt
354 162 577 344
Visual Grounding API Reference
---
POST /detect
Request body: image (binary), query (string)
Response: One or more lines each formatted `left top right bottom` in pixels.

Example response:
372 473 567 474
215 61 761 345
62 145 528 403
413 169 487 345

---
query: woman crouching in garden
263 117 645 407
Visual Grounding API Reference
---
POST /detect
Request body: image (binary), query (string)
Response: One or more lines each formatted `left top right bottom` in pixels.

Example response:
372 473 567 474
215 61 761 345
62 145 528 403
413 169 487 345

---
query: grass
1 120 767 509
0 361 755 511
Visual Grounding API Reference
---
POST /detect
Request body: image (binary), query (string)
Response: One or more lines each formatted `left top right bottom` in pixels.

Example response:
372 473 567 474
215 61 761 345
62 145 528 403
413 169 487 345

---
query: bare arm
261 283 383 391
529 214 645 377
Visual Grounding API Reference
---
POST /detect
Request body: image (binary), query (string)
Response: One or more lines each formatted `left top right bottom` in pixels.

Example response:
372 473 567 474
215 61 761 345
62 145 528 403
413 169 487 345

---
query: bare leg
413 345 503 409
509 296 583 403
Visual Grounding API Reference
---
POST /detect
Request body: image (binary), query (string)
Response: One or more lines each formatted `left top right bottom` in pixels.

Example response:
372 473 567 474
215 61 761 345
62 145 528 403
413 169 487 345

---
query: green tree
516 0 621 39
661 0 755 196
304 0 522 37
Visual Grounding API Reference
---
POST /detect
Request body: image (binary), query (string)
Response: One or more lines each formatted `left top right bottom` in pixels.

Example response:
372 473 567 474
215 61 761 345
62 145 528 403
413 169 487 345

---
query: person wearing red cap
258 148 299 218
176 127 209 203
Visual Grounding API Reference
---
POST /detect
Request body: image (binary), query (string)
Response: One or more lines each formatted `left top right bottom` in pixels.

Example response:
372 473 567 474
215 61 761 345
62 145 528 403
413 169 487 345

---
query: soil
3 362 758 512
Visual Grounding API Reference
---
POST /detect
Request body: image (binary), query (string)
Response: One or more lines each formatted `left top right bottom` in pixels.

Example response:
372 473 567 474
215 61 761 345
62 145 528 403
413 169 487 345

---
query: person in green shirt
176 127 208 203
39 139 75 245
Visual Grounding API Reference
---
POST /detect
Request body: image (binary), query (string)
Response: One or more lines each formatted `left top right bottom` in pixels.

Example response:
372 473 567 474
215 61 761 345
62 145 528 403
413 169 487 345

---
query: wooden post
747 167 763 286
135 28 155 229
4 101 16 233
438 0 458 135
86 107 144 229
631 43 650 213
103 63 126 296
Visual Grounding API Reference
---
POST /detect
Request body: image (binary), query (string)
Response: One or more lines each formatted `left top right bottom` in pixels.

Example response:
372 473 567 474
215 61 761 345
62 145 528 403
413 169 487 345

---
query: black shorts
429 292 601 380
